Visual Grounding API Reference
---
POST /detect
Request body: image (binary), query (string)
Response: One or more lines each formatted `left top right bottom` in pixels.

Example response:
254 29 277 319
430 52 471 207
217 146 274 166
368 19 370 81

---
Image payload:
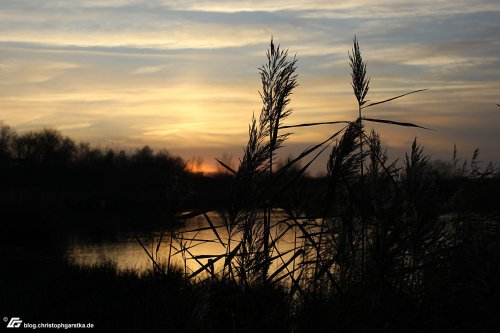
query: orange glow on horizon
1 0 499 172
187 159 218 175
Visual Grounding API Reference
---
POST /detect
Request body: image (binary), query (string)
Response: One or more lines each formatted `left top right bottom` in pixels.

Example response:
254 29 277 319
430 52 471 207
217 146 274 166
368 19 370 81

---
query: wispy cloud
57 122 93 131
1 0 499 172
0 59 80 83
131 65 170 74
157 0 500 18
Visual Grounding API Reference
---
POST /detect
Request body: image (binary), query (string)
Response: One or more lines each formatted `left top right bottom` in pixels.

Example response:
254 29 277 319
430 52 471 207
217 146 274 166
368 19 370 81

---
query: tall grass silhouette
2 36 499 332
134 37 500 332
139 36 439 296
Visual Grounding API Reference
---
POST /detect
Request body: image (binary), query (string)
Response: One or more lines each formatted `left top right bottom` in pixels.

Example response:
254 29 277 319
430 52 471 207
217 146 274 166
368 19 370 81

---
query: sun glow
0 0 499 172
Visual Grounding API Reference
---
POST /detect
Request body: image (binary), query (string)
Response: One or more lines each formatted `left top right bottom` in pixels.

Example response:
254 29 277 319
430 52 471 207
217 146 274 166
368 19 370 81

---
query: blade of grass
187 252 226 280
215 158 237 175
135 235 165 273
361 89 427 109
204 213 226 248
251 248 296 271
363 117 430 130
183 244 220 282
268 223 293 249
279 120 348 129
178 209 211 220
275 126 346 175
224 242 243 266
191 254 223 260
177 225 225 234
268 249 304 282
173 237 218 243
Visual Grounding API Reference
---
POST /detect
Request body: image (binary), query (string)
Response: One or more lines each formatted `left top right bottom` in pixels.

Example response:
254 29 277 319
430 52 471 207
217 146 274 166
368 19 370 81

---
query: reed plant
141 36 431 289
133 36 500 331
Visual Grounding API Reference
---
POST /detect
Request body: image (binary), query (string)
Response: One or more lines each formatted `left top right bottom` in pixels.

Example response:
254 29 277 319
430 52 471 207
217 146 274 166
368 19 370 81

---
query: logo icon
6 317 22 328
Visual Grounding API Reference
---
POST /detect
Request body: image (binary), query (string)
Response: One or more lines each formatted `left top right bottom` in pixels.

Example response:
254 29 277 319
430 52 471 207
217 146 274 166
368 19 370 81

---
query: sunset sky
1 0 499 174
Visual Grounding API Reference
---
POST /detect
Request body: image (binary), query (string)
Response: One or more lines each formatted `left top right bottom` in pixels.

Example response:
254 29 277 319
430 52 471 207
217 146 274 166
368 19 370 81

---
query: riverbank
1 258 290 332
2 247 499 333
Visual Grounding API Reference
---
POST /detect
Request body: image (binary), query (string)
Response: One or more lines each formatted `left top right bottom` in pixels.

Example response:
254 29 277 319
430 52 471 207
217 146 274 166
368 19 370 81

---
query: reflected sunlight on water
66 211 303 275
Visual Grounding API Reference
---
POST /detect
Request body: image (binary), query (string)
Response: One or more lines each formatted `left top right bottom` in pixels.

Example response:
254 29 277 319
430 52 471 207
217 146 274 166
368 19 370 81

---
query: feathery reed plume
349 35 370 112
259 37 298 165
258 38 298 283
348 34 369 275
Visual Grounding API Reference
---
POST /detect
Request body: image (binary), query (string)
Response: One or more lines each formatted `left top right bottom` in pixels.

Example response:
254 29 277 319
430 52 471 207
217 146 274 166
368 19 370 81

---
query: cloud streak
0 0 499 173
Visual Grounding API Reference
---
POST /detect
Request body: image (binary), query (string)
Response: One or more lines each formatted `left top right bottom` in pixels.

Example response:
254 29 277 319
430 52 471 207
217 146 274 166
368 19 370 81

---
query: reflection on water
66 211 301 274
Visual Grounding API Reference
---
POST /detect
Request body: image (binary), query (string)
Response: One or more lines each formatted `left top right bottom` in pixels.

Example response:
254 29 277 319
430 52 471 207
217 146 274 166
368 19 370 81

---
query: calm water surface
66 211 301 273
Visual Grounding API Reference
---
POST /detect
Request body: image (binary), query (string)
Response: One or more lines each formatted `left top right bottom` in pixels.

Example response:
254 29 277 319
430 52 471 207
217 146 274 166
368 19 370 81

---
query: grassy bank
1 246 499 333
0 259 290 332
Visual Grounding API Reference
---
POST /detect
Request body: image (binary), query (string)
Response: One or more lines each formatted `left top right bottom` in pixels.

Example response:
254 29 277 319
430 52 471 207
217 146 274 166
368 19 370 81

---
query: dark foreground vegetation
1 37 500 332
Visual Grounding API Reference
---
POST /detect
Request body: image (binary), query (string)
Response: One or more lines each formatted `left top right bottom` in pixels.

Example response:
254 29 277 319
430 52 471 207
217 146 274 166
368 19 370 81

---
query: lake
65 211 305 277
